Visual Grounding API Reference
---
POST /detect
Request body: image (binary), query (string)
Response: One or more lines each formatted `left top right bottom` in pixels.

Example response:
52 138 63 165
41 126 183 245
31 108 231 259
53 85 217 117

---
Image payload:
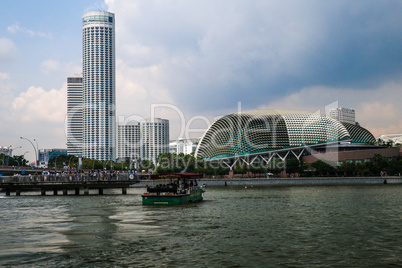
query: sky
0 0 401 163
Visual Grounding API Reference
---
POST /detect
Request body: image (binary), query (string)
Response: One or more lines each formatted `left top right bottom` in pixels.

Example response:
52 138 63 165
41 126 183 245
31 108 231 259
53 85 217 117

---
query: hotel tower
66 74 83 157
82 11 116 161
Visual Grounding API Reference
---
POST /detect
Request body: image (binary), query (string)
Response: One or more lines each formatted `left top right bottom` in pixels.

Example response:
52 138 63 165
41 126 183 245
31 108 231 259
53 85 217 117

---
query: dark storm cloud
113 0 402 112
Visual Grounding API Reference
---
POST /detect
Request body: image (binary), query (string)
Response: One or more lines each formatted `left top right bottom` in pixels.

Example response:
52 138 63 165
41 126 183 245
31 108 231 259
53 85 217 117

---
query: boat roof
151 173 203 179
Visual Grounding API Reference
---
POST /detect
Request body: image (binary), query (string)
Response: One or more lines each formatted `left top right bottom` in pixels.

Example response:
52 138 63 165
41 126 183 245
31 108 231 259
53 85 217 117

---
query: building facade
39 149 68 167
82 11 116 161
117 121 141 161
169 138 200 155
302 145 402 166
195 110 375 161
66 75 83 156
329 107 356 125
140 118 169 164
0 146 12 156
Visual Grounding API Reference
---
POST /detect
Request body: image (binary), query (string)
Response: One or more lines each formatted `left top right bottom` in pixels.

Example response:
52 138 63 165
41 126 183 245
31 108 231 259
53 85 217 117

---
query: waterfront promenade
133 176 402 187
2 174 401 196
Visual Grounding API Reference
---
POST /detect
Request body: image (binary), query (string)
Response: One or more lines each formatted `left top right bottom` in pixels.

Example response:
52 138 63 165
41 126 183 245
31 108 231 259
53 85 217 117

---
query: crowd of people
0 168 147 183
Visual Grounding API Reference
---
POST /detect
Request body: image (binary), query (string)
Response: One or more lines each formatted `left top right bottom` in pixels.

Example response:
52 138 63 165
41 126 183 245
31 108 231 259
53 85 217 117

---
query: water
0 185 401 267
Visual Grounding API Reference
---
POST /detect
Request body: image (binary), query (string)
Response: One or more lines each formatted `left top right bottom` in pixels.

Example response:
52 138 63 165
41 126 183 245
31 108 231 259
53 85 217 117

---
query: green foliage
155 153 229 175
388 159 402 175
338 162 356 176
355 162 369 176
311 160 336 176
285 158 300 175
234 163 247 175
336 153 401 176
0 153 28 167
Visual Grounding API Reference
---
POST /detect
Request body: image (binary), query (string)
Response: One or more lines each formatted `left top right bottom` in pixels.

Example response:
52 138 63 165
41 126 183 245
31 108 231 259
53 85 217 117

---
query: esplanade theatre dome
195 110 376 160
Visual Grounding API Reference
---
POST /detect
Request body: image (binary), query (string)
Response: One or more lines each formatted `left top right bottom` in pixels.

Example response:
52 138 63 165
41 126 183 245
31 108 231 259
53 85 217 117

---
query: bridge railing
0 173 150 184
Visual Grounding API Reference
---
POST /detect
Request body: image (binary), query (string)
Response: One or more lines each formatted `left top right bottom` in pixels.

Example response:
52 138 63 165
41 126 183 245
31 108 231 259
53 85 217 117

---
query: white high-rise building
117 121 141 161
82 11 116 161
169 138 200 155
66 74 83 156
140 118 169 164
0 146 12 156
329 107 356 125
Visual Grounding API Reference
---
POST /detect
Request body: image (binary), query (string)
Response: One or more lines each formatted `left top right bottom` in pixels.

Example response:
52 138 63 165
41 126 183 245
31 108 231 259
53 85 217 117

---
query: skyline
0 0 401 163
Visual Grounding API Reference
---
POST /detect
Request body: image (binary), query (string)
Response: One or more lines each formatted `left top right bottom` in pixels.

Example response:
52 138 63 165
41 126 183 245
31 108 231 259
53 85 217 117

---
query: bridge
0 173 147 196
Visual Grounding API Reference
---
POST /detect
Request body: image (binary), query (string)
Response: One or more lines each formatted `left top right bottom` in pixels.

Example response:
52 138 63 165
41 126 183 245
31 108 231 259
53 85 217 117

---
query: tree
0 153 28 167
285 158 300 176
355 162 369 176
300 162 313 177
267 158 284 176
388 159 402 176
372 153 389 174
312 160 336 176
337 162 355 176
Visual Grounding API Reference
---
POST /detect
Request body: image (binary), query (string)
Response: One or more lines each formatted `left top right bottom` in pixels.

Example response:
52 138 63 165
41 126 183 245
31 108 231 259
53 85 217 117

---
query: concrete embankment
134 177 402 187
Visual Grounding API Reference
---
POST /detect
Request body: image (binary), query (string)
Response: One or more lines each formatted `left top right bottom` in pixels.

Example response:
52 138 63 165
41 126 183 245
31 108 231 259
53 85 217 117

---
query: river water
0 185 401 267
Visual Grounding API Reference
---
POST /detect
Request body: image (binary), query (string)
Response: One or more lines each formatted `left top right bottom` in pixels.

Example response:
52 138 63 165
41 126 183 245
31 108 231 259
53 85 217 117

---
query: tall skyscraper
66 74 83 156
329 107 356 125
117 121 141 161
82 11 116 161
140 118 169 164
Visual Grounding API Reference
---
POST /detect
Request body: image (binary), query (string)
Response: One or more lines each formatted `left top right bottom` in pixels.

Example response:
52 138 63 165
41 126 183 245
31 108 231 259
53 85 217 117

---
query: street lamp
23 151 29 166
6 145 11 166
34 139 39 166
54 154 60 170
68 156 74 169
11 146 22 157
20 137 37 167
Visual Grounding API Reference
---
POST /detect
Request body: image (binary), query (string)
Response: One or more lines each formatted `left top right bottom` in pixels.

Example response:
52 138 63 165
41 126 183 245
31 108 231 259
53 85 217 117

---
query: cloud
0 72 14 99
0 72 10 80
12 85 67 123
0 82 67 162
0 38 19 62
260 81 402 138
41 59 61 74
7 23 51 38
115 59 174 118
106 0 402 115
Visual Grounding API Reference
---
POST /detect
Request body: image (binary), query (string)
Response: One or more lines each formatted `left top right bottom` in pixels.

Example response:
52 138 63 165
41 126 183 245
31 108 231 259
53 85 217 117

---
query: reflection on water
0 185 401 267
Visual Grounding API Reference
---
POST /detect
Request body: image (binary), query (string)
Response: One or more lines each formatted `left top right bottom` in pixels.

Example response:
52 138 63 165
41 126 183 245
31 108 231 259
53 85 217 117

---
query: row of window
83 16 113 24
337 159 371 165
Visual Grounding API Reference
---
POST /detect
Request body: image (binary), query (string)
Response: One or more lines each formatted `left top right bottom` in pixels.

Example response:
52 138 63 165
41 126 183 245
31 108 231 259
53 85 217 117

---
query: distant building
140 118 169 164
329 107 356 125
66 74 83 157
117 121 141 161
378 134 402 146
0 146 12 156
39 149 68 167
302 144 402 166
169 138 201 155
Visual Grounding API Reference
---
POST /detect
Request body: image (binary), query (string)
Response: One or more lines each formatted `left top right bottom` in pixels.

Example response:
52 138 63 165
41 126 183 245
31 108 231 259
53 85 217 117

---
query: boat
142 173 205 205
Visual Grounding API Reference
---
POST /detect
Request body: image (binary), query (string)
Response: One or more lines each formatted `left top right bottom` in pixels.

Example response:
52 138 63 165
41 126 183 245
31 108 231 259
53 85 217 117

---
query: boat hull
142 188 204 205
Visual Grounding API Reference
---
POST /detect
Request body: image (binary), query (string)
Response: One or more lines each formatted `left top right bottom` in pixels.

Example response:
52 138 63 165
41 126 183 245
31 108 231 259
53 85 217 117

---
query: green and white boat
142 173 205 205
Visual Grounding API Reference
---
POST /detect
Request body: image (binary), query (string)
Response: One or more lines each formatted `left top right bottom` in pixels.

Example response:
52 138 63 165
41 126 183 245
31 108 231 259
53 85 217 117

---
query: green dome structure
195 110 375 160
